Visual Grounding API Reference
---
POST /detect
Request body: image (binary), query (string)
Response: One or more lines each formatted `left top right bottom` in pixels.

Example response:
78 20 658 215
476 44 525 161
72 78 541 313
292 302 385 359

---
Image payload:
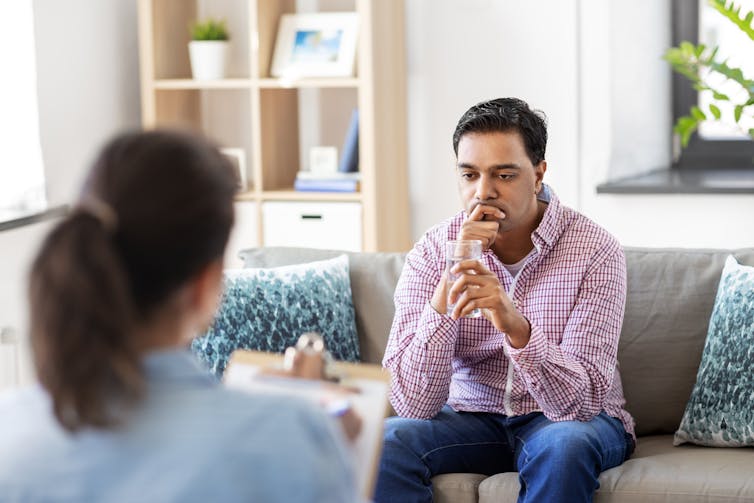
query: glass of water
445 239 483 318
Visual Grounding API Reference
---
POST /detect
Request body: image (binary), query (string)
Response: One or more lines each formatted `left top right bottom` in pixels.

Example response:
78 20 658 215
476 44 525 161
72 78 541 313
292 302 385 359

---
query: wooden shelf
138 0 409 252
255 77 360 89
261 190 362 202
153 79 252 90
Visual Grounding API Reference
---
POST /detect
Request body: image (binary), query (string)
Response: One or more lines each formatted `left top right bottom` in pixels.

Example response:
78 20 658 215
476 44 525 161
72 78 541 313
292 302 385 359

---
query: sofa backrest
239 246 754 437
620 248 754 436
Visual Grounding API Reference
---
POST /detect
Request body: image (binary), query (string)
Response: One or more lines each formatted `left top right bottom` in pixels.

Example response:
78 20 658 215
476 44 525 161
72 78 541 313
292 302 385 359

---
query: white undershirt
502 248 536 278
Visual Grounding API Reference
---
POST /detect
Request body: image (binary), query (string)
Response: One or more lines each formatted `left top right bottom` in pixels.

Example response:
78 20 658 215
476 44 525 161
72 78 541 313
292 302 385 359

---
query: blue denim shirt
0 349 357 502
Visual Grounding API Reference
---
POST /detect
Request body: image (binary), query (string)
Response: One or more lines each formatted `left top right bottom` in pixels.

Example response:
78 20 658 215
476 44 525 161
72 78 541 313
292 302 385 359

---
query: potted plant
664 0 754 147
188 18 230 80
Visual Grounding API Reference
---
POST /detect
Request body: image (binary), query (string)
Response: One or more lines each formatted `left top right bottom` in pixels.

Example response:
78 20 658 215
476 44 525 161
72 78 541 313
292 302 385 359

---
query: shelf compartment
154 88 255 191
150 0 251 80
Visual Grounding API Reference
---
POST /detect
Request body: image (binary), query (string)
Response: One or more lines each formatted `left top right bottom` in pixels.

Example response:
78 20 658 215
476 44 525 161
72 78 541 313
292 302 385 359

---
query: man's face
456 131 546 235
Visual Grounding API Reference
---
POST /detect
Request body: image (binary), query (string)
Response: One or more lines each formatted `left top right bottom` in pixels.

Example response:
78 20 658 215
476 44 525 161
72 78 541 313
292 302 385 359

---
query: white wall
404 0 581 240
0 1 142 386
33 0 141 206
404 0 754 248
578 0 754 249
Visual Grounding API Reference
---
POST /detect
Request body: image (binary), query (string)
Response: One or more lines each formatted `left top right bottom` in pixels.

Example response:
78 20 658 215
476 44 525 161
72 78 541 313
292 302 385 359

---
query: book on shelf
296 171 361 181
338 109 359 173
293 177 360 193
294 170 361 192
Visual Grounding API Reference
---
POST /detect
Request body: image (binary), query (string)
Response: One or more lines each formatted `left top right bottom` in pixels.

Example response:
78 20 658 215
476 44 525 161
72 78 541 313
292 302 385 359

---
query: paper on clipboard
223 349 390 500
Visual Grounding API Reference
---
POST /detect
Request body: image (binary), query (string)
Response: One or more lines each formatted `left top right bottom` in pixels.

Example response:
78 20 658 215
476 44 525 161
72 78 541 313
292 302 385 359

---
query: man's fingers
469 204 505 222
458 221 499 249
449 258 488 275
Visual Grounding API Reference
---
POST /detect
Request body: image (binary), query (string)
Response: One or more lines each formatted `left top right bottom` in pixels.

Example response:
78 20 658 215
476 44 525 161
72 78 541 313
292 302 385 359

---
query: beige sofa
240 246 754 503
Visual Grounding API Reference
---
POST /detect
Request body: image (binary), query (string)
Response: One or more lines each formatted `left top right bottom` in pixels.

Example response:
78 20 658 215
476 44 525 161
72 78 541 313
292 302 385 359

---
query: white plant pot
188 40 228 80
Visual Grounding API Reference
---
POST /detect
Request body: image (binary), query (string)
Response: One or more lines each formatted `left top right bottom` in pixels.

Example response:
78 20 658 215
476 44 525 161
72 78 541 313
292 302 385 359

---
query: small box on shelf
220 147 250 192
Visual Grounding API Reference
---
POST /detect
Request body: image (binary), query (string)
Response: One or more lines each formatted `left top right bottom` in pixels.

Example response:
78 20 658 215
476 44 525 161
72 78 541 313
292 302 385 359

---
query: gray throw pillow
674 255 754 446
191 255 360 377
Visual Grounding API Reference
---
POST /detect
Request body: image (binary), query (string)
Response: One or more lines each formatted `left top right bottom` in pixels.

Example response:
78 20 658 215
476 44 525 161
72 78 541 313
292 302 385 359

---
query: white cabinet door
225 202 258 269
262 201 362 252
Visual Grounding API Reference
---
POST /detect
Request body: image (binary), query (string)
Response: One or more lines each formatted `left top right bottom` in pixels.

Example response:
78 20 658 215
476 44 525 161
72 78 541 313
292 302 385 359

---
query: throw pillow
674 255 754 446
191 254 360 377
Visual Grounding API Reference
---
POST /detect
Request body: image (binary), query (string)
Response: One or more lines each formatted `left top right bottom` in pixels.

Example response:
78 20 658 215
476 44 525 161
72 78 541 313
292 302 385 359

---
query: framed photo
270 12 359 79
220 147 248 191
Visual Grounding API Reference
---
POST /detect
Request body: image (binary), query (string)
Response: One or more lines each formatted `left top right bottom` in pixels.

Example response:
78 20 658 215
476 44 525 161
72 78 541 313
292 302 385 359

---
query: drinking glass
445 240 483 318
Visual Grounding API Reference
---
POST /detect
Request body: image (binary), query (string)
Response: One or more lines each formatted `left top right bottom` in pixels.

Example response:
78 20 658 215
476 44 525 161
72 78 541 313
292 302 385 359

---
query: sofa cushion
618 248 754 436
191 255 359 377
238 247 406 365
473 435 754 503
432 473 487 503
674 256 754 447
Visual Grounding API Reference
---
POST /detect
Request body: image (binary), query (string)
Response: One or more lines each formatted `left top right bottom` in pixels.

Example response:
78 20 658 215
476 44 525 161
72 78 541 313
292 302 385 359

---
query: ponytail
29 212 143 432
29 129 238 432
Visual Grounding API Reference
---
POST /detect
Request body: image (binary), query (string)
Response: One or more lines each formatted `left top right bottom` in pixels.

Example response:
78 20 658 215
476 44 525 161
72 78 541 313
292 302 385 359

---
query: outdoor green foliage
663 0 754 147
190 18 229 41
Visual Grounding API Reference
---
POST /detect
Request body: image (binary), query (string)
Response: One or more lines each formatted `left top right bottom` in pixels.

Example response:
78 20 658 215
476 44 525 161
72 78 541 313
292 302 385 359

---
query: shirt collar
142 349 218 386
532 183 562 250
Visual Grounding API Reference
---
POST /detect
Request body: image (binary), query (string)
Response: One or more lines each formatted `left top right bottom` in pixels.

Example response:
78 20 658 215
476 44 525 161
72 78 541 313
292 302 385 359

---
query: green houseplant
663 0 754 147
188 18 230 80
190 18 229 41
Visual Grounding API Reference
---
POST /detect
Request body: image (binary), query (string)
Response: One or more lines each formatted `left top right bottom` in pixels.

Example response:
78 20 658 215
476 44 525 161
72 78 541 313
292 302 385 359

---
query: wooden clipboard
224 349 391 500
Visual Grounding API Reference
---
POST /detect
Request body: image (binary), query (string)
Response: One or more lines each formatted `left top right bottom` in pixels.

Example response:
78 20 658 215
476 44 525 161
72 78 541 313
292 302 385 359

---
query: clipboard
224 349 391 500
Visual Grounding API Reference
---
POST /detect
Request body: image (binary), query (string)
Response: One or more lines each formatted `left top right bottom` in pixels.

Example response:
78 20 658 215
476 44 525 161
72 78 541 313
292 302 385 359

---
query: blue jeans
374 406 634 503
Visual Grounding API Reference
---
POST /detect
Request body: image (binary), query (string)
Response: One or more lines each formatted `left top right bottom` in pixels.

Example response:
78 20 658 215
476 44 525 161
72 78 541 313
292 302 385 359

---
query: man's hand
447 260 531 348
459 204 505 250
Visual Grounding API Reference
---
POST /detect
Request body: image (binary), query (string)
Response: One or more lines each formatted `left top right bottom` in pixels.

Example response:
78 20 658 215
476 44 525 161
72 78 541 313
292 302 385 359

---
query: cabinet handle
300 214 323 220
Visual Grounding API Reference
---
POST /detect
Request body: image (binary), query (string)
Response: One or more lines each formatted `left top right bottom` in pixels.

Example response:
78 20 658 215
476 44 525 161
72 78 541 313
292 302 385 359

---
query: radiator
0 327 19 390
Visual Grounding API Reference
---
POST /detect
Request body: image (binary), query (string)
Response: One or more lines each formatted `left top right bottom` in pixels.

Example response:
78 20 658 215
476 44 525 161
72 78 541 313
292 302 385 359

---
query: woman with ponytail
0 130 357 502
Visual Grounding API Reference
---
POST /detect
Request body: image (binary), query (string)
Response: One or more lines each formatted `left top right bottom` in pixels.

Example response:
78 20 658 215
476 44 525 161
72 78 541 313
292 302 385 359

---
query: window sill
595 168 754 194
0 205 68 233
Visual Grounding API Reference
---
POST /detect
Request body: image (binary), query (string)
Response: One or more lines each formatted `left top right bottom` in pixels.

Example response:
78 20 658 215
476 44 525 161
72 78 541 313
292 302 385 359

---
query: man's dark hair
452 97 548 165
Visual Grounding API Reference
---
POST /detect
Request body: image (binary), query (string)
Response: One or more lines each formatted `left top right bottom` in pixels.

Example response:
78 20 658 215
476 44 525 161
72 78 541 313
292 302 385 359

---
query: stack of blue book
293 172 361 192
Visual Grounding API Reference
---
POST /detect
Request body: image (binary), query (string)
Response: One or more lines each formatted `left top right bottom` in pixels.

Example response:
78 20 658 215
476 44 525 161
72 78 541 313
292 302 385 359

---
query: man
375 98 635 503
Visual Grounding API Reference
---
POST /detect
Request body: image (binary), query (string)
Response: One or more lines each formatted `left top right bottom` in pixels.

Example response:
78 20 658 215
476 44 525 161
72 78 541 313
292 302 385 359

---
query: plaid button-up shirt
383 186 635 438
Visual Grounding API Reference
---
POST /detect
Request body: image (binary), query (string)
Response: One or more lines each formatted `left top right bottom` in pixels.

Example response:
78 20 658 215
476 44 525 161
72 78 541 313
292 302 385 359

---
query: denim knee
519 421 601 467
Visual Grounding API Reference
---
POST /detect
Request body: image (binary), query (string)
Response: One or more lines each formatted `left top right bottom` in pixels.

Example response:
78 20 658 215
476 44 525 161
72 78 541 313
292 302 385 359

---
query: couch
240 246 754 503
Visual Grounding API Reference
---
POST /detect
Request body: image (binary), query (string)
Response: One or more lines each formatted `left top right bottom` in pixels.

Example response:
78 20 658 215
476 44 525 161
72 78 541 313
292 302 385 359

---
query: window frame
672 0 754 170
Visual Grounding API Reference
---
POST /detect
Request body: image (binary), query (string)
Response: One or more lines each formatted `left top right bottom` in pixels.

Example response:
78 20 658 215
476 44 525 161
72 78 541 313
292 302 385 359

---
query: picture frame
270 12 359 79
220 147 248 191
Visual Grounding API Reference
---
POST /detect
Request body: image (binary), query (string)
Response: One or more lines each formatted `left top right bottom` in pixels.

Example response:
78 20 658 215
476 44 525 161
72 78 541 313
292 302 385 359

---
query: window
672 0 754 170
0 0 46 218
594 0 754 194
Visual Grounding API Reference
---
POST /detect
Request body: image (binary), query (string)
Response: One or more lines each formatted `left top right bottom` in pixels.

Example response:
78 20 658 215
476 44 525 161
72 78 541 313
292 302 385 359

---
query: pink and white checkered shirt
383 186 636 439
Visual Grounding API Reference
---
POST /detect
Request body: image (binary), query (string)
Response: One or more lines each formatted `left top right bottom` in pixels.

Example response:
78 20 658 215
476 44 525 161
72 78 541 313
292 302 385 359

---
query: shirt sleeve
503 241 627 423
382 232 459 419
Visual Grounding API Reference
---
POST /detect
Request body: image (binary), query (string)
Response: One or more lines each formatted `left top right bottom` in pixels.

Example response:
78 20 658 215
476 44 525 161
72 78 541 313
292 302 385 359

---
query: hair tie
76 195 118 233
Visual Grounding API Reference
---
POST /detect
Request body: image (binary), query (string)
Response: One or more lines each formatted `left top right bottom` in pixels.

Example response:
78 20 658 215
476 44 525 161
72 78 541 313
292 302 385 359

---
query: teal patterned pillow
191 255 360 377
674 255 754 446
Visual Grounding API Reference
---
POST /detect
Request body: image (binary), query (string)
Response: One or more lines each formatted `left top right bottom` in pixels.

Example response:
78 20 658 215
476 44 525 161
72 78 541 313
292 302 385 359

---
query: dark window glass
672 0 754 170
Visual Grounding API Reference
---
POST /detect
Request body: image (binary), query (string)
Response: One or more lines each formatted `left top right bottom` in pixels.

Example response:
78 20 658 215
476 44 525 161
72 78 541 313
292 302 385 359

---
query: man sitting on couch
376 97 636 503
